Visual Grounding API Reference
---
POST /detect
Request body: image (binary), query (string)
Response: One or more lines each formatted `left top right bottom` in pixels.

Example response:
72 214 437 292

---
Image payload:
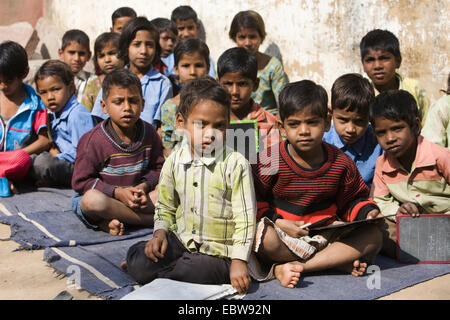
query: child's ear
100 99 108 115
252 78 260 92
69 81 76 95
175 112 185 130
414 117 422 136
21 67 30 80
58 48 64 59
395 55 402 69
324 114 332 132
174 65 179 76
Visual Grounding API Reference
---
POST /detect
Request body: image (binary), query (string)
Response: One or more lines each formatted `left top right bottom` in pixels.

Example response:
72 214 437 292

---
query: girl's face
128 30 156 74
36 75 74 114
97 41 124 75
234 28 263 55
0 75 23 98
159 30 177 58
174 52 208 84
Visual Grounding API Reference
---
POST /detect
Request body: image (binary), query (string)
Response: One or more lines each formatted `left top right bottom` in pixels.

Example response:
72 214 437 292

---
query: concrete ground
0 222 449 300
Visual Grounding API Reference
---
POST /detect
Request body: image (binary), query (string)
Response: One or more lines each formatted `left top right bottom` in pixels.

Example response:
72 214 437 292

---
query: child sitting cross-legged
370 90 450 258
71 68 164 236
122 77 257 295
252 80 383 288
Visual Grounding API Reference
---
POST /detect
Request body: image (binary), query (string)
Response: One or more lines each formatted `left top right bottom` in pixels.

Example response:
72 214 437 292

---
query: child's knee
126 241 158 285
80 189 109 214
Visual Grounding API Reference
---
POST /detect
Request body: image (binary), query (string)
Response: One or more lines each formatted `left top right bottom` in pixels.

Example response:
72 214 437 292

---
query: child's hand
229 259 251 295
397 203 420 217
144 230 168 262
49 143 60 157
366 209 385 225
114 187 141 210
275 219 309 238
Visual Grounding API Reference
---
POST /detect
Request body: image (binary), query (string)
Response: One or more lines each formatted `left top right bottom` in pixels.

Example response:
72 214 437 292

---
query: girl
91 17 173 128
160 38 210 156
229 10 288 115
32 60 94 188
81 32 124 111
0 41 50 196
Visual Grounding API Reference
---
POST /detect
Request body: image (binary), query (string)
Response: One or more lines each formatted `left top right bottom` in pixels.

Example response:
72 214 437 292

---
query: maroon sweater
71 119 164 197
252 140 378 225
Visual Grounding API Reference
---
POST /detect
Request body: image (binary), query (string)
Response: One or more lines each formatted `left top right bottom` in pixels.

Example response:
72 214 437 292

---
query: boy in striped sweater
251 80 383 288
71 69 164 235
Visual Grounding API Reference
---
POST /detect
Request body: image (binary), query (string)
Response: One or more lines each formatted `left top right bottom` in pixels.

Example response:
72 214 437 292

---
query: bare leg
81 189 154 235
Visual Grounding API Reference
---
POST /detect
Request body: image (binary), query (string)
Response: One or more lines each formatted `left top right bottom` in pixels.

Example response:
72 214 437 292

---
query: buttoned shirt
154 142 257 262
421 94 450 148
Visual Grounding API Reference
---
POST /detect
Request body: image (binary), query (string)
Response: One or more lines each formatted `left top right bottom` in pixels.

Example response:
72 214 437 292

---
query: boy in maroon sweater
252 80 383 288
71 69 164 235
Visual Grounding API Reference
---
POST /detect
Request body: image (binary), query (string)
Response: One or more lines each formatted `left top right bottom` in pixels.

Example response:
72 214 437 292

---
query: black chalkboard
397 214 450 264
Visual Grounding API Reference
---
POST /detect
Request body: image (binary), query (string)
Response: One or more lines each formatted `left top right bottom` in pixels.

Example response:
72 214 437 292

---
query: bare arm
22 130 51 155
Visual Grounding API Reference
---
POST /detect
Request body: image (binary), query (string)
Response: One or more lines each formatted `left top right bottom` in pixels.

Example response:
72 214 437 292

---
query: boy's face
219 72 258 116
176 99 229 157
235 28 262 55
159 30 177 58
373 117 419 161
97 41 124 74
100 85 144 133
111 16 134 34
0 75 23 98
362 49 400 90
174 18 200 39
128 30 156 73
174 52 208 84
281 107 330 158
58 41 91 75
332 107 369 144
36 75 75 114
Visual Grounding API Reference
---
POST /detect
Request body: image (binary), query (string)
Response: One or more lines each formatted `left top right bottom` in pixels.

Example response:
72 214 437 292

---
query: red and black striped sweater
251 140 378 225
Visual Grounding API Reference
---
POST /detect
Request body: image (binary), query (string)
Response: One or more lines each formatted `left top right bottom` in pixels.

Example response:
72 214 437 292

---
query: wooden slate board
396 214 450 264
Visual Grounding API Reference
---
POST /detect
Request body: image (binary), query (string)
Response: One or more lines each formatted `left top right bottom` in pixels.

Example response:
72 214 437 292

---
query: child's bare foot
350 260 367 277
99 219 124 236
9 181 19 194
274 262 303 288
120 261 127 272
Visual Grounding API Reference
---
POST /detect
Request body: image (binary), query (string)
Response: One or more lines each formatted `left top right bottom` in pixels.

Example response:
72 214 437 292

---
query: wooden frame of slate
396 214 450 264
226 120 259 161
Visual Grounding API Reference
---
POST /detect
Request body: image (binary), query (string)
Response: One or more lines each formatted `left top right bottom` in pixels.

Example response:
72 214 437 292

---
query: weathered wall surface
44 0 449 101
0 0 44 27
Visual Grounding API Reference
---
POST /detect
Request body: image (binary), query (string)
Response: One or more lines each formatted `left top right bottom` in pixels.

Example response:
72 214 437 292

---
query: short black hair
279 80 328 122
150 17 178 36
177 76 230 120
61 29 90 52
360 29 401 61
173 38 210 70
34 60 74 89
111 7 137 26
217 47 257 81
171 5 198 23
102 68 142 101
118 16 160 65
0 41 29 80
369 89 420 134
331 73 374 116
93 32 121 71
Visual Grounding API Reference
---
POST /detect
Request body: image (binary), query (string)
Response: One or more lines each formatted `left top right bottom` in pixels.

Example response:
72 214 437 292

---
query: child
160 38 210 156
31 60 94 188
323 73 383 187
421 73 450 148
370 90 450 258
91 17 173 128
170 5 216 78
360 29 430 125
81 32 124 111
71 68 164 236
150 18 178 77
229 10 288 115
58 29 95 104
0 41 50 197
218 47 280 151
252 80 382 288
110 6 137 34
121 77 257 295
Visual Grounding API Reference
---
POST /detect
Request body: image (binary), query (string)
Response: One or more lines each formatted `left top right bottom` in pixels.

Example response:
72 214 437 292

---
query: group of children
0 5 449 295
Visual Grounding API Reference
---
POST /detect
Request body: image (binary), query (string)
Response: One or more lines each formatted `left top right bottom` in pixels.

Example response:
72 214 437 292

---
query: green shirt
421 95 450 148
154 142 257 262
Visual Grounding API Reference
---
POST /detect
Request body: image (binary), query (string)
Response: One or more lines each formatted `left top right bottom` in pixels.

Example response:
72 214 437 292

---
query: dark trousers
126 231 232 285
30 152 74 187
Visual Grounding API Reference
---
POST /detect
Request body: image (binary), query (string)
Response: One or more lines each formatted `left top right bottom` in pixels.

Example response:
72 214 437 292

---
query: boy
170 5 216 78
122 77 257 295
370 90 450 258
32 60 94 188
150 18 178 77
218 47 280 151
58 29 95 104
252 80 382 288
71 69 164 236
0 41 50 196
360 29 429 125
323 73 383 187
110 7 137 34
